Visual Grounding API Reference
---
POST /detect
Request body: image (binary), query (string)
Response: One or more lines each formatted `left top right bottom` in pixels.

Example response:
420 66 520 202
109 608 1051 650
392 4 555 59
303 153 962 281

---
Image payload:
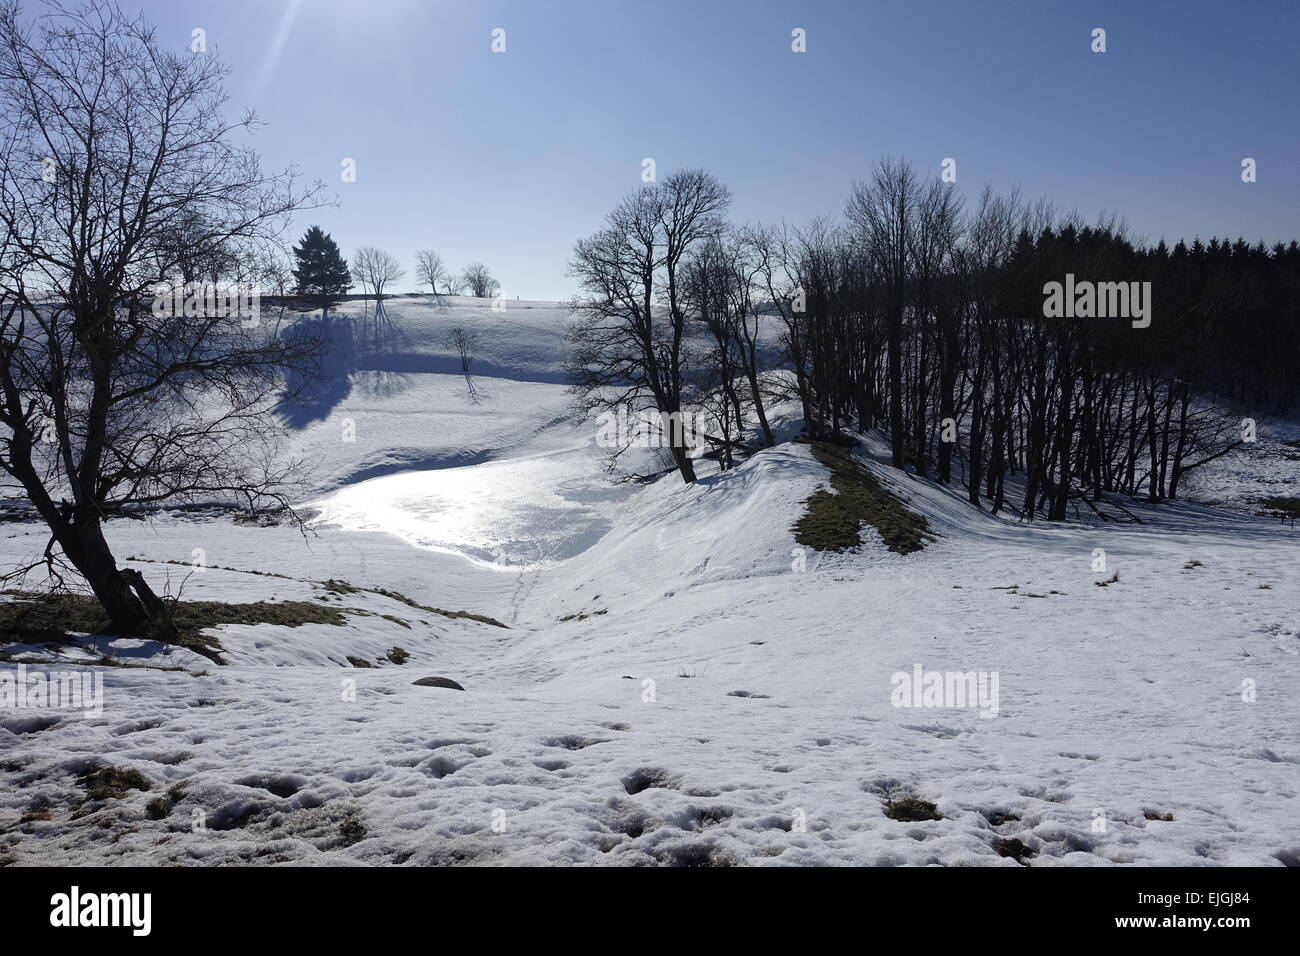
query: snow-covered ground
2 296 1297 867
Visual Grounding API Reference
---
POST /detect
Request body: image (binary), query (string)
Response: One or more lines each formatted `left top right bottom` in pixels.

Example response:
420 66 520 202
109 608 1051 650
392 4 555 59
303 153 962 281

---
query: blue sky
126 0 1298 299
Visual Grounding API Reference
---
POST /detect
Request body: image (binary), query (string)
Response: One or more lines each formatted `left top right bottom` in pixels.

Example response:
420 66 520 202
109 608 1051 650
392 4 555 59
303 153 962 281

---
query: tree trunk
670 442 698 483
55 518 158 632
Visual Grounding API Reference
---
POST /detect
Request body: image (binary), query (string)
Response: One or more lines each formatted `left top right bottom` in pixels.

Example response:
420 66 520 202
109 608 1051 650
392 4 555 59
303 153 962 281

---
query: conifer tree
292 226 353 317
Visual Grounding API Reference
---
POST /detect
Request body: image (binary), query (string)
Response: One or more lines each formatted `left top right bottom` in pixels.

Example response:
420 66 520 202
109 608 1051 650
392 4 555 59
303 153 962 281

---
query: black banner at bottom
0 865 1283 941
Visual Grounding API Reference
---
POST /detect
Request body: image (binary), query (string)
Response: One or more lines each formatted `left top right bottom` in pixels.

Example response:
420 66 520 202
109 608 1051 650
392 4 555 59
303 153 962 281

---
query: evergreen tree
292 225 353 316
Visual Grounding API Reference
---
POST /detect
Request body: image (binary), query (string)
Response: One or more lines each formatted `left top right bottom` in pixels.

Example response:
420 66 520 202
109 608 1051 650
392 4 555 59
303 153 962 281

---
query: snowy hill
1 296 1298 867
284 296 576 491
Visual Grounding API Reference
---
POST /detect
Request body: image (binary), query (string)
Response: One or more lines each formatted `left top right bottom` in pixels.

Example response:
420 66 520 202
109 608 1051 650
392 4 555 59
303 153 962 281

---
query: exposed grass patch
131 559 508 628
145 783 187 820
131 557 295 580
337 816 367 848
559 608 608 622
985 810 1021 827
323 578 362 596
19 800 54 824
793 441 933 554
0 650 201 675
386 646 410 665
883 795 942 822
362 585 507 629
0 590 348 664
992 837 1035 862
78 765 151 802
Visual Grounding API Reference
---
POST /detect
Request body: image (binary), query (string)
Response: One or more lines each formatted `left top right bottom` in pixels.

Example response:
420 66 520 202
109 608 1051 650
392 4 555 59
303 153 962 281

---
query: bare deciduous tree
846 157 920 469
353 246 405 301
414 249 447 294
446 325 480 373
568 168 730 483
0 0 323 639
461 262 499 298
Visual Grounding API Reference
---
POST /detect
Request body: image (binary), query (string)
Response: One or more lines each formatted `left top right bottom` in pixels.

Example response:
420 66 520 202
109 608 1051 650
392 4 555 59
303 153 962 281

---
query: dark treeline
571 159 1300 519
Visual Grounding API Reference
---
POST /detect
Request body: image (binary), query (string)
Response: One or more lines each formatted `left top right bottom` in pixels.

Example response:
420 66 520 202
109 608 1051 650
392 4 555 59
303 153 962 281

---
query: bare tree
353 246 405 301
0 0 322 638
260 252 295 300
461 262 499 298
846 157 919 469
568 168 730 483
414 249 447 294
446 326 480 373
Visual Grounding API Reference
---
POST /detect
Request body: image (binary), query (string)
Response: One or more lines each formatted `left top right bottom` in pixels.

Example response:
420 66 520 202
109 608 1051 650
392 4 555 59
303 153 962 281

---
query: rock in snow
412 676 466 691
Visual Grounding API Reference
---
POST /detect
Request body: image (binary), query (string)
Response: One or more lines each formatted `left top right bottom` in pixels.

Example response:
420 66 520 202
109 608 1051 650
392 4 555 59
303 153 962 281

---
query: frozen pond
309 448 626 569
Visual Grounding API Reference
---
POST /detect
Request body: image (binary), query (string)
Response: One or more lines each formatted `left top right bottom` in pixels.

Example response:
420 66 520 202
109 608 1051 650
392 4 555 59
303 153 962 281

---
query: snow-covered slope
284 296 576 491
2 296 1297 867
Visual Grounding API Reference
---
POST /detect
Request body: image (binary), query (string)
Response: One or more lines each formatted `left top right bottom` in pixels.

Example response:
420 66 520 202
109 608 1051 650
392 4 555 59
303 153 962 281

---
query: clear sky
120 0 1299 299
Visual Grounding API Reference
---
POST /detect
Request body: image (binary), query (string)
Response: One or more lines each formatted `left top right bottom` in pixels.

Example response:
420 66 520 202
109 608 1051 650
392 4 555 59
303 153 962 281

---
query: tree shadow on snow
277 312 356 428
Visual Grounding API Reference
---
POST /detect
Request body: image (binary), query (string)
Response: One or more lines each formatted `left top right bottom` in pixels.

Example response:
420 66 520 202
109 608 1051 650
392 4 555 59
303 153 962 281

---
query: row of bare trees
569 161 1297 518
243 246 503 306
322 248 501 302
413 252 499 298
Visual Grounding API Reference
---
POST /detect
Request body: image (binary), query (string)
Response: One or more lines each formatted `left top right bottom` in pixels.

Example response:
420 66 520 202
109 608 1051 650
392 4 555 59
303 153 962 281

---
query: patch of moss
0 590 348 664
793 441 933 555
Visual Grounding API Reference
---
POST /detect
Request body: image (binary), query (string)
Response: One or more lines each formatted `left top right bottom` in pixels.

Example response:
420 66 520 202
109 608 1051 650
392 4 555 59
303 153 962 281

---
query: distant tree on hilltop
354 246 404 302
415 249 448 294
292 226 352 317
462 262 500 298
